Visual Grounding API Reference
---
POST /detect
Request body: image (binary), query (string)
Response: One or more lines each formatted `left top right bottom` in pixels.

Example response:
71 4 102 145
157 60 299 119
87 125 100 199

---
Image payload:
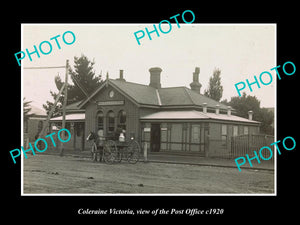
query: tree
68 54 102 102
256 108 274 135
228 93 260 119
43 89 64 117
226 92 274 135
204 68 223 102
43 54 102 116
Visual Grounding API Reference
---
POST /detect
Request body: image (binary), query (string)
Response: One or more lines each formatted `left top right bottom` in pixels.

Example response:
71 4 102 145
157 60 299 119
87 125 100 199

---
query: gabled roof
78 78 229 110
110 79 159 105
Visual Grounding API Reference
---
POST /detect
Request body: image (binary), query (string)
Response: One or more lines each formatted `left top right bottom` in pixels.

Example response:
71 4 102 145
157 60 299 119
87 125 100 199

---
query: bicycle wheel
103 140 118 164
127 140 140 164
108 140 121 163
114 145 122 163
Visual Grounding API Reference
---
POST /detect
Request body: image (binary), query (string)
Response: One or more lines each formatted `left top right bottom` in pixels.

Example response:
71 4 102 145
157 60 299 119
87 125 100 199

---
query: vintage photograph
22 24 276 195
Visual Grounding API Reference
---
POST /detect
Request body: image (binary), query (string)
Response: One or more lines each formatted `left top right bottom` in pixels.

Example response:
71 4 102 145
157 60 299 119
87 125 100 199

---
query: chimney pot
116 69 126 81
227 106 232 116
215 104 220 115
149 67 162 89
248 110 253 120
202 103 207 113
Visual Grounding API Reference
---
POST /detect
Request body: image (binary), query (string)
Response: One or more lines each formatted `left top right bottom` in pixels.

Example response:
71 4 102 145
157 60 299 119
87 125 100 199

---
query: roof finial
105 72 109 87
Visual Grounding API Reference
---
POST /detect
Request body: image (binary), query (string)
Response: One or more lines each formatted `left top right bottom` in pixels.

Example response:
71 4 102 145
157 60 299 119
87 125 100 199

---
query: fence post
230 137 233 158
248 133 252 152
144 142 148 162
204 130 209 157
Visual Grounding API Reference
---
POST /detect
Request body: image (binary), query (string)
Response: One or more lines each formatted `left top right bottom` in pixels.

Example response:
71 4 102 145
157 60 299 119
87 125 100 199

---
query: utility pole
59 59 69 156
24 61 70 156
39 83 66 138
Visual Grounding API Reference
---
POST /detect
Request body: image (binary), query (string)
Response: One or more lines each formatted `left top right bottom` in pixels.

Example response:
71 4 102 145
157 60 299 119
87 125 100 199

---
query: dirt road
23 154 274 194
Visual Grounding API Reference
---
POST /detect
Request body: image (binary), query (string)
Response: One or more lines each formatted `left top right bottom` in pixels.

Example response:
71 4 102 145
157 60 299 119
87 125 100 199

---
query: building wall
141 121 209 155
141 120 260 158
49 121 85 151
84 84 141 150
26 117 47 142
71 122 85 151
85 102 97 143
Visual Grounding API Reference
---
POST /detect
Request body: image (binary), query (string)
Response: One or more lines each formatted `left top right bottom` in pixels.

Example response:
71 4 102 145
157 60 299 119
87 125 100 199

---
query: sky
22 24 276 110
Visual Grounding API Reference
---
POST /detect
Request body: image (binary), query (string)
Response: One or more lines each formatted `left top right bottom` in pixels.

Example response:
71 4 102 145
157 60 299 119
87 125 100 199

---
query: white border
21 24 24 195
21 23 277 196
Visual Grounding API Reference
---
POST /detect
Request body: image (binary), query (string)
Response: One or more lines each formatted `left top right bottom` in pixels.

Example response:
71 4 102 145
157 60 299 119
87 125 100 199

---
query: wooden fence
231 134 275 159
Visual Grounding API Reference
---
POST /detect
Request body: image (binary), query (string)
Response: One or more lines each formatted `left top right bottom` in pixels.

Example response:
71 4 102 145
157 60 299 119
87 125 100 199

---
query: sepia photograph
21 24 276 195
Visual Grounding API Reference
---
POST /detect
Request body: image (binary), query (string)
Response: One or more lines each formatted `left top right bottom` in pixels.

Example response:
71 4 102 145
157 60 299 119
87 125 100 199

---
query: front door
150 124 160 152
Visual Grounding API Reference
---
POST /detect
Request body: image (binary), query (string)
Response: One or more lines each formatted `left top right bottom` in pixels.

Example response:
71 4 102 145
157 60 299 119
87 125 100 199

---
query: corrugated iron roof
50 113 85 121
140 110 259 124
110 79 159 105
80 78 230 110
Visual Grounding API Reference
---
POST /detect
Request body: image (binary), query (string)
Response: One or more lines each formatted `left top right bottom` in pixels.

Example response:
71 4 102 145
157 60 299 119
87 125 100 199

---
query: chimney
190 67 202 94
202 103 207 113
215 104 220 115
149 67 162 89
227 106 232 116
248 110 253 120
116 69 126 81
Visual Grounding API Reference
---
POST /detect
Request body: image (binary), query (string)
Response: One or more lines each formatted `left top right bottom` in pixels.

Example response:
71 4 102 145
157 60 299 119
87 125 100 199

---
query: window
97 111 104 131
118 110 126 131
244 126 249 135
160 123 168 151
191 125 200 143
170 124 182 151
221 124 227 141
239 126 244 135
233 125 238 137
107 111 115 133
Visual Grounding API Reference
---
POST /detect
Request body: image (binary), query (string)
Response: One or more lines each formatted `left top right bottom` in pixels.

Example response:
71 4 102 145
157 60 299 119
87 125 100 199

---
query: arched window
97 111 104 131
107 111 115 134
118 110 126 131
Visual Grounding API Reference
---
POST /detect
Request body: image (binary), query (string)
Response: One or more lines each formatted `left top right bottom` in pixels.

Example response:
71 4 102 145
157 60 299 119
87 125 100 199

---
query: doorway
150 123 161 152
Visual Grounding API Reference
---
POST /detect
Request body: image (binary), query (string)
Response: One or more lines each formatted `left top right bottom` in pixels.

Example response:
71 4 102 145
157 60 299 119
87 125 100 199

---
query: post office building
52 67 260 157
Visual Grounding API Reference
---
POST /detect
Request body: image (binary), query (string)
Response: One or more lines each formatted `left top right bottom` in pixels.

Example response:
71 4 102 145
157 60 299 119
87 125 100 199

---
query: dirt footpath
23 154 274 194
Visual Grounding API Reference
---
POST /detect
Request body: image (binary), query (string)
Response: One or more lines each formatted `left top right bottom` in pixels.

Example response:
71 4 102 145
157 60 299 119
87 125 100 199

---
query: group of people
89 127 127 162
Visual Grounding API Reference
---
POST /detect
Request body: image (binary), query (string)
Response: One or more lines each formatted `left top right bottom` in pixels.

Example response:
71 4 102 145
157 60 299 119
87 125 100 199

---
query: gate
231 134 274 159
